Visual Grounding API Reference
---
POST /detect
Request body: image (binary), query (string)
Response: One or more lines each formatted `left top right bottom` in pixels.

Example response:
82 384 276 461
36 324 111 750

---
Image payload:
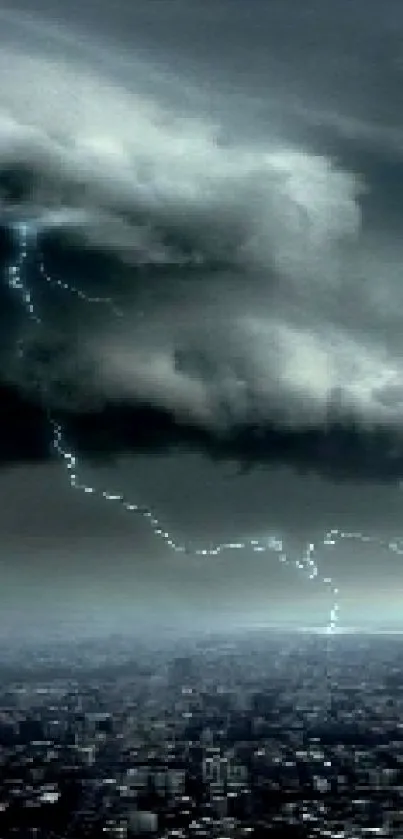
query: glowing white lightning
37 242 123 317
8 217 403 634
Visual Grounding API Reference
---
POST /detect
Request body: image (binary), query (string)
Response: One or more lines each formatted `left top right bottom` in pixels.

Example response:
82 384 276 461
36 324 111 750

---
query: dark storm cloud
3 384 403 485
1 2 403 484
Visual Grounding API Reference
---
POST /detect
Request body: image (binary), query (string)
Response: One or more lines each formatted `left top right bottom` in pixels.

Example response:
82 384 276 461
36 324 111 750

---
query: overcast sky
1 0 403 639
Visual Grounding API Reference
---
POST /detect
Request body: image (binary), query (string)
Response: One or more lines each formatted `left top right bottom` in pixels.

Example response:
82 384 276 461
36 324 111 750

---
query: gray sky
1 0 403 638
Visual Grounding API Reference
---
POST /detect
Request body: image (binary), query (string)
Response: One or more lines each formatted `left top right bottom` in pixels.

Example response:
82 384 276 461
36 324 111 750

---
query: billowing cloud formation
1 21 403 480
0 48 362 267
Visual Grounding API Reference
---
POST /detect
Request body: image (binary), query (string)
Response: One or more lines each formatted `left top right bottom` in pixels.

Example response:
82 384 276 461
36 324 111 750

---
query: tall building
128 810 158 835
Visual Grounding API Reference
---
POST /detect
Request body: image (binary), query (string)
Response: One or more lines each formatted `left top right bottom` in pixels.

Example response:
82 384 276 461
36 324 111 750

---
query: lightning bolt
37 242 123 318
7 221 41 325
6 217 403 635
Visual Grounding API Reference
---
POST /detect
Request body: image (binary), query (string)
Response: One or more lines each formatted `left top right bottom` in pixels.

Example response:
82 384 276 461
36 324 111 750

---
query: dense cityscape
0 629 403 837
2 2 403 839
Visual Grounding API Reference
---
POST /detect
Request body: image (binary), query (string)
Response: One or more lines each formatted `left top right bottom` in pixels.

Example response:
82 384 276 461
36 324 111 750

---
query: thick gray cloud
0 13 400 439
2 0 403 636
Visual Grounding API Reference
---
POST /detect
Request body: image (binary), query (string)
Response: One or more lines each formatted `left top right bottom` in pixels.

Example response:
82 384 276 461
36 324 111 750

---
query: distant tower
169 656 194 689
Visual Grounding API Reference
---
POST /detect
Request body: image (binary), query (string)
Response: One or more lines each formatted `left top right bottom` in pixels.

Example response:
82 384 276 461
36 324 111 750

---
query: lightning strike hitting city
1 2 403 836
